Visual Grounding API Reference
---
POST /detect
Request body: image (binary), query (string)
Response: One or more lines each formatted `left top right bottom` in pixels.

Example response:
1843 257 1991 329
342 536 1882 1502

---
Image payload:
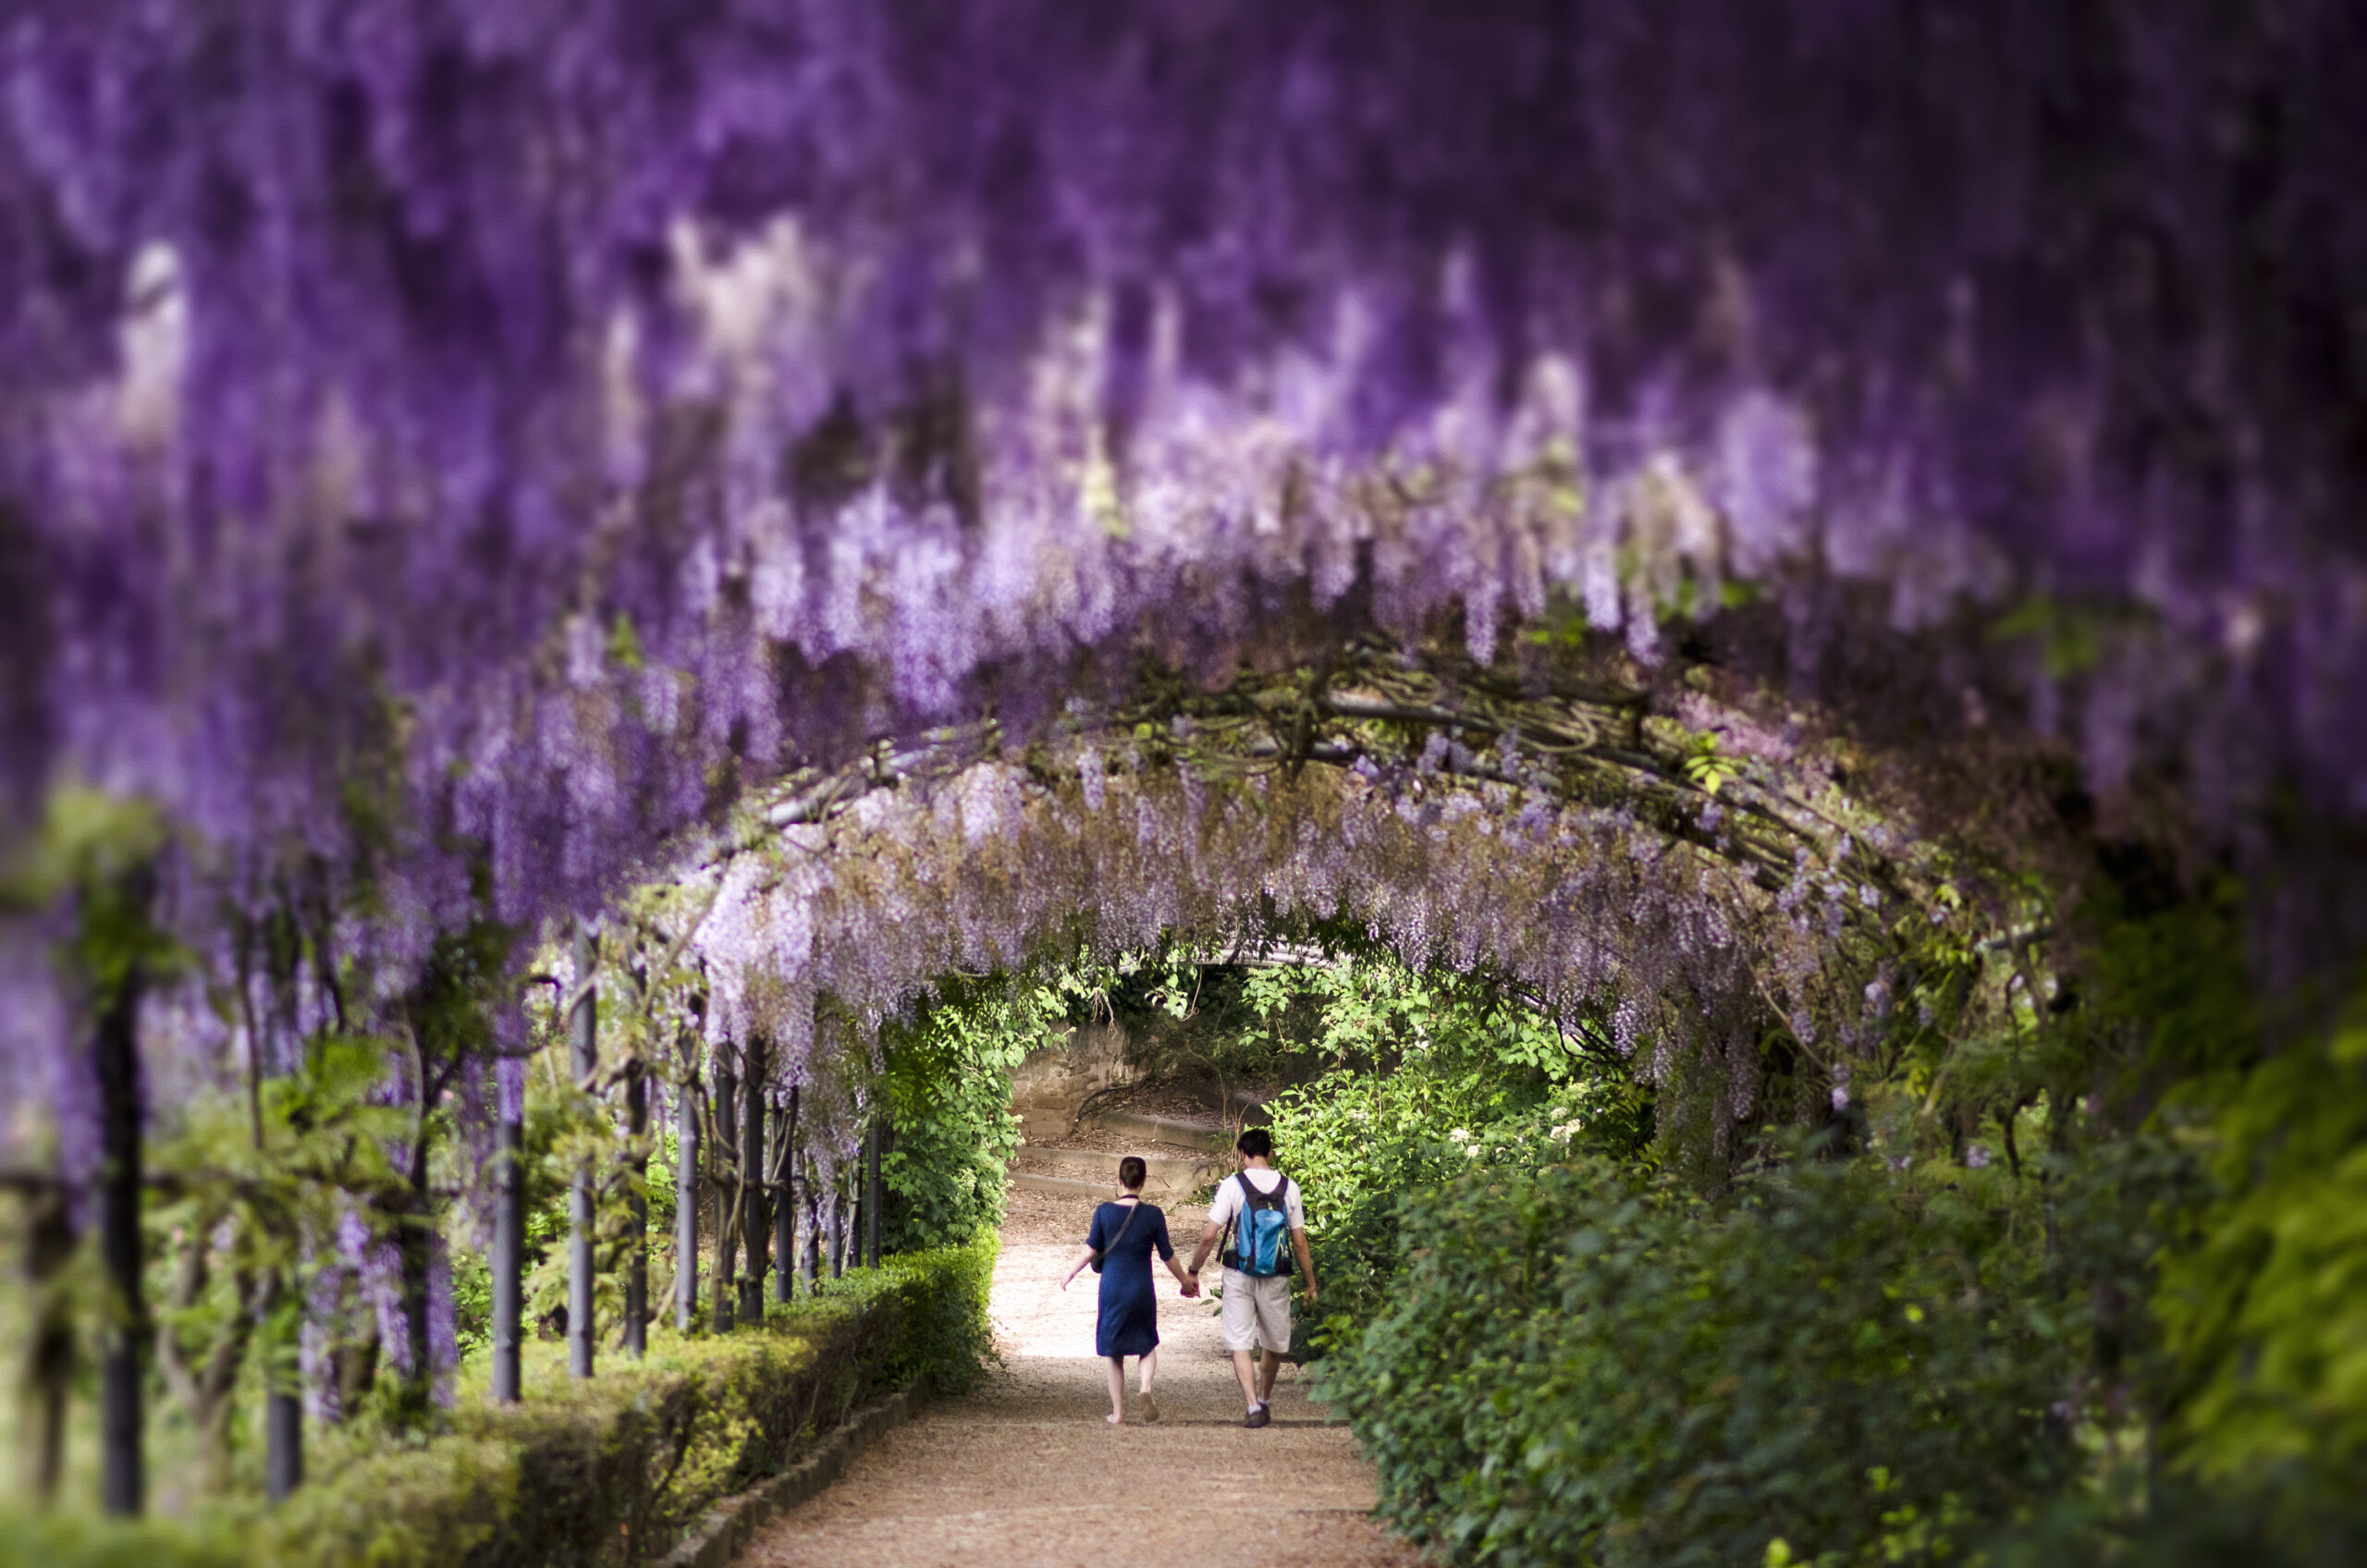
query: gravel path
742 1188 1426 1568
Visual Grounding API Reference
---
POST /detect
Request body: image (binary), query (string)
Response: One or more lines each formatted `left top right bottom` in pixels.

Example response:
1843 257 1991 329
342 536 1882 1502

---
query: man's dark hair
1235 1127 1273 1159
1118 1155 1147 1190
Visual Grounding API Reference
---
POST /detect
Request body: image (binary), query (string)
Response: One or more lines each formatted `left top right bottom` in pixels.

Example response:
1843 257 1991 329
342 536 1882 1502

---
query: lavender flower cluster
0 3 2357 1142
675 742 1902 1165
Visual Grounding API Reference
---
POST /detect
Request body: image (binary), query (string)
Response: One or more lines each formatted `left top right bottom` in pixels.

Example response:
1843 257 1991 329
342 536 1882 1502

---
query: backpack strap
1278 1179 1297 1263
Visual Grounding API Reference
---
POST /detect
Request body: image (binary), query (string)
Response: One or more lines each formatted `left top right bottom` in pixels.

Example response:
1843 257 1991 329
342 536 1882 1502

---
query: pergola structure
0 0 2357 1524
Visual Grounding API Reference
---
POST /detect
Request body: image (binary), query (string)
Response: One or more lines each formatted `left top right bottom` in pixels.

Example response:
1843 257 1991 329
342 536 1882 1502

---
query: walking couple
1060 1127 1317 1427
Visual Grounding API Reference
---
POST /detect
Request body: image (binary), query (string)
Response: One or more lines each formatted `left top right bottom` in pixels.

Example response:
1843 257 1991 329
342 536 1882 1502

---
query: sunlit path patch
743 1198 1423 1568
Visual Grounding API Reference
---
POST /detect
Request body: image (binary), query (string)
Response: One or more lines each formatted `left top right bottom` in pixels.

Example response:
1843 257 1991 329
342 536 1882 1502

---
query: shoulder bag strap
1090 1197 1143 1268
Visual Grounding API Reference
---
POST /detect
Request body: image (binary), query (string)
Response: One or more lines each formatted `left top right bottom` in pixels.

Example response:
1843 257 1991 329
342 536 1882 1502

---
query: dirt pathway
743 1188 1424 1568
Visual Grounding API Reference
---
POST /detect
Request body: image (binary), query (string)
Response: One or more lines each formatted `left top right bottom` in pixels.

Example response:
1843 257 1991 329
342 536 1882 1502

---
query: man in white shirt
1184 1127 1318 1427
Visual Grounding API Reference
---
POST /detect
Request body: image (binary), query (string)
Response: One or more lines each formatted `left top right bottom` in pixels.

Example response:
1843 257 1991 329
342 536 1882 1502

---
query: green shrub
1262 1038 1643 1348
7 1238 993 1568
284 1235 991 1568
0 1511 248 1568
2153 1005 2367 1502
1980 1477 2367 1568
880 979 1045 1250
1319 1157 2082 1568
1966 996 2367 1568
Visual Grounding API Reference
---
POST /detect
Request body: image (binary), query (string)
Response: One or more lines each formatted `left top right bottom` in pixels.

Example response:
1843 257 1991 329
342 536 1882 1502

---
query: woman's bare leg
1103 1356 1125 1424
1136 1349 1161 1422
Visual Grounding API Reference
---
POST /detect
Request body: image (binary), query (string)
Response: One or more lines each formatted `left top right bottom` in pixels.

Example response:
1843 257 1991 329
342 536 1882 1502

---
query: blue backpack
1227 1173 1294 1277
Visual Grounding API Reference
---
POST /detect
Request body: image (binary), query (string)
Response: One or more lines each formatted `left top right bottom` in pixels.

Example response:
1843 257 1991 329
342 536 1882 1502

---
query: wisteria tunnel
0 2 2362 1564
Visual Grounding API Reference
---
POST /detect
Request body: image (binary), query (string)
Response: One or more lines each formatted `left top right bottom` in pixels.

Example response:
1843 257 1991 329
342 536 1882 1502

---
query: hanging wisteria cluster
0 0 2350 1334
667 683 1950 1173
4 0 2361 954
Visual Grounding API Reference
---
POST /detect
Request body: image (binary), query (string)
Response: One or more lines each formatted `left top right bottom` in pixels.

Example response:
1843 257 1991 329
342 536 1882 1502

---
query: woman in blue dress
1061 1156 1198 1424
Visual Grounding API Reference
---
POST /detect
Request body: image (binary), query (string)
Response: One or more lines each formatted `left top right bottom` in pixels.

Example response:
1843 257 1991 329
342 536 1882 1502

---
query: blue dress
1086 1198 1173 1358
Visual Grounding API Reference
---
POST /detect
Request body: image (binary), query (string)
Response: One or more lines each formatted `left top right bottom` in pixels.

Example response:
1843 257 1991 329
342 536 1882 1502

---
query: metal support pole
490 1107 525 1402
95 951 148 1517
263 1254 302 1497
567 925 597 1380
264 1378 303 1500
674 1074 700 1331
713 1058 737 1332
252 978 305 1495
773 1087 798 1303
864 1119 882 1269
801 1152 821 1290
623 1060 648 1360
23 1182 76 1506
739 1043 767 1328
827 1163 844 1279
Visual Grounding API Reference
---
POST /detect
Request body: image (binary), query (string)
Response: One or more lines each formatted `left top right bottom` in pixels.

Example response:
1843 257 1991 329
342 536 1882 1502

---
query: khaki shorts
1219 1268 1293 1354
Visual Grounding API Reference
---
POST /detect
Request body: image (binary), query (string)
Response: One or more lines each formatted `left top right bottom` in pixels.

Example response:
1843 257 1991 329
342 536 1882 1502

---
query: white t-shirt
1206 1168 1305 1236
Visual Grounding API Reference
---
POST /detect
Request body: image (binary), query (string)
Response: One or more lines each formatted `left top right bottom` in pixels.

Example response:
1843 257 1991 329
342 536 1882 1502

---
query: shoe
1139 1392 1161 1425
1245 1403 1271 1428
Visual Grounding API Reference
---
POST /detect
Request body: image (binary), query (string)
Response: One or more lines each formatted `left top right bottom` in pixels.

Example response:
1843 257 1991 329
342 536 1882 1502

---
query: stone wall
1008 1023 1133 1139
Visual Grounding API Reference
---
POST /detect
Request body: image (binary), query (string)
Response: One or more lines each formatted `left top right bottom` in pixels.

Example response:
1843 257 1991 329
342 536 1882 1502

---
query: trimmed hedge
1 1238 994 1568
0 1513 247 1568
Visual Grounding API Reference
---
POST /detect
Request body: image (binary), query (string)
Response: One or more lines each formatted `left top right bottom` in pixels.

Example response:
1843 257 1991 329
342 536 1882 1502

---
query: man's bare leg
1231 1348 1261 1409
1257 1347 1282 1404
